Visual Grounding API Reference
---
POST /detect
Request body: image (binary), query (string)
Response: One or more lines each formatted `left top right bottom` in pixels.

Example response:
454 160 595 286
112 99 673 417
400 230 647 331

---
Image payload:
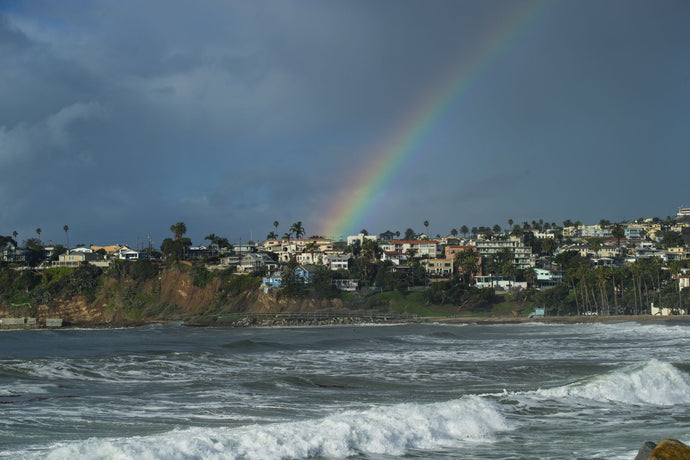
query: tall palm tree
63 225 70 248
36 228 42 242
170 222 187 240
423 220 429 237
460 225 469 238
205 233 217 256
290 221 305 239
273 221 279 236
450 228 458 237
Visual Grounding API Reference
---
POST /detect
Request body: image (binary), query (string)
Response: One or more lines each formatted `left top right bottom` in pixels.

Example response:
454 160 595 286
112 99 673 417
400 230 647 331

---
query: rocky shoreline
183 313 690 328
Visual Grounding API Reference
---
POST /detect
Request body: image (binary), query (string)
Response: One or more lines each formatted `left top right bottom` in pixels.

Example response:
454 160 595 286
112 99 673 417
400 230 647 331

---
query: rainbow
318 1 546 240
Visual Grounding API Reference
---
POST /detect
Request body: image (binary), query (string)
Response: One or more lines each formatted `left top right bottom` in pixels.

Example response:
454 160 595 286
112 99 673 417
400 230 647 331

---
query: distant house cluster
3 207 690 299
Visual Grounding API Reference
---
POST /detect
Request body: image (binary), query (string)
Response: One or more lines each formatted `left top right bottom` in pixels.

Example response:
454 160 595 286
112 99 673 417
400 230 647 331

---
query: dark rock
648 439 690 460
634 442 656 460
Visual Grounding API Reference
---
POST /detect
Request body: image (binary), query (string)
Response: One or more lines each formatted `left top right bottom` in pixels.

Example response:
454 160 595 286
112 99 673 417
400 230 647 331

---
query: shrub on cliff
224 274 261 297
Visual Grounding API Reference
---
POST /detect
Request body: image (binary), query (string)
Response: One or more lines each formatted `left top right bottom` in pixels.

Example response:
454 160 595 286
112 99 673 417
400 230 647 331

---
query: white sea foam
39 396 510 460
535 359 690 406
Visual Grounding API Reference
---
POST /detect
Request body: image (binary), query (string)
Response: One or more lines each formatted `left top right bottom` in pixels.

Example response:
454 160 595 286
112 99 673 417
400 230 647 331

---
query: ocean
1 321 689 459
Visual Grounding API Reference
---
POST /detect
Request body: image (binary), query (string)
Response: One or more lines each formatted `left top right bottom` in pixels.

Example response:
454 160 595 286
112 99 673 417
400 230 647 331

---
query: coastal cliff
0 264 348 327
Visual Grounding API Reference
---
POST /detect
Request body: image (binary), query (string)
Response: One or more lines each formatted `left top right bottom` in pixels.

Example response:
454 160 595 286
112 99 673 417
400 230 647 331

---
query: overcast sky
1 0 689 248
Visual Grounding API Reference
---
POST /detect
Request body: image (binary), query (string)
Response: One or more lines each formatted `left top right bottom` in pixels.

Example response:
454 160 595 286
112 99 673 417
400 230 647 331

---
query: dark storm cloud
1 1 689 245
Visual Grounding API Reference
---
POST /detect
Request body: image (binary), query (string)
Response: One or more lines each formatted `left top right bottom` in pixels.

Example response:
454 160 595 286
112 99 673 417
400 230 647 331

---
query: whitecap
38 396 510 460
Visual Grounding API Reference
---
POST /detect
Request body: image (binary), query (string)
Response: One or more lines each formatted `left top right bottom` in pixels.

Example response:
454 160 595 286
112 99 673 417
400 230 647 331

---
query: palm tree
290 221 305 240
669 260 683 311
460 225 469 238
170 222 187 240
12 230 18 240
612 223 625 248
423 220 429 237
63 225 70 248
205 233 217 256
273 221 279 235
450 228 458 237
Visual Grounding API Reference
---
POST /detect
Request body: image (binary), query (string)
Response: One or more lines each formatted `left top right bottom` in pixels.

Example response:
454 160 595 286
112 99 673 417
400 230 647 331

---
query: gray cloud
1 1 689 246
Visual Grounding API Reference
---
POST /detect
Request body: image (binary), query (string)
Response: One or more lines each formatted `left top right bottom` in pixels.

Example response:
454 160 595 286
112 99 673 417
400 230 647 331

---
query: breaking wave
535 359 690 406
36 396 509 460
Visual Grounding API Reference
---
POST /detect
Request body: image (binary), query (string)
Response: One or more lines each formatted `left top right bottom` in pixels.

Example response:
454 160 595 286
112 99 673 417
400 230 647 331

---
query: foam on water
535 359 690 406
36 396 509 460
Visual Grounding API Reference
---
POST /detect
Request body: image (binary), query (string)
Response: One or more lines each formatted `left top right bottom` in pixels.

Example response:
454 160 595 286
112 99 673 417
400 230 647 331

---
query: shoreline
185 313 690 328
413 314 690 325
3 314 689 330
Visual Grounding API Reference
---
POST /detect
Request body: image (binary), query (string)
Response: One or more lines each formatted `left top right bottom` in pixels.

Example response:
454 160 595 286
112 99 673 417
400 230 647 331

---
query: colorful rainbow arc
318 1 546 240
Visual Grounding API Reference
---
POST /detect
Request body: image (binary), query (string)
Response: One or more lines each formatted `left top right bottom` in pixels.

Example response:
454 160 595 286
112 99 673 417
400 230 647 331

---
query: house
667 247 689 261
378 230 396 241
475 275 527 291
476 237 534 270
91 244 140 260
323 252 350 270
333 279 359 291
381 251 406 265
53 250 108 267
261 238 334 262
262 263 318 287
677 206 690 218
380 240 438 258
346 233 377 246
238 253 278 273
112 246 140 260
534 268 564 289
421 258 454 277
262 273 283 288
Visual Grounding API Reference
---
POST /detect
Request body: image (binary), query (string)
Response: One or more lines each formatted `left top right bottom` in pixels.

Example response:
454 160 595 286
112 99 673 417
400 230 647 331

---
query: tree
361 239 381 262
360 229 368 236
205 233 217 256
669 260 683 310
290 221 305 239
510 225 523 238
423 220 429 237
450 228 458 237
455 248 479 285
12 230 18 240
273 220 279 235
170 222 187 240
542 237 557 257
266 231 278 240
63 225 70 248
404 228 416 240
492 224 502 237
36 228 42 242
612 223 625 248
460 225 469 238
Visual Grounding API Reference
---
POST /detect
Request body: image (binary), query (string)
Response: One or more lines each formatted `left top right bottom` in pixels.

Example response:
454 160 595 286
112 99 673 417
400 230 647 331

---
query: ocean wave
36 396 510 460
534 359 690 406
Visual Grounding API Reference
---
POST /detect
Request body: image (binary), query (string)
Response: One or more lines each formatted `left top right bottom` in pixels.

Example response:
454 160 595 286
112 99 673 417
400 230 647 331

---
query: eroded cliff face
158 269 223 315
1 267 347 327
